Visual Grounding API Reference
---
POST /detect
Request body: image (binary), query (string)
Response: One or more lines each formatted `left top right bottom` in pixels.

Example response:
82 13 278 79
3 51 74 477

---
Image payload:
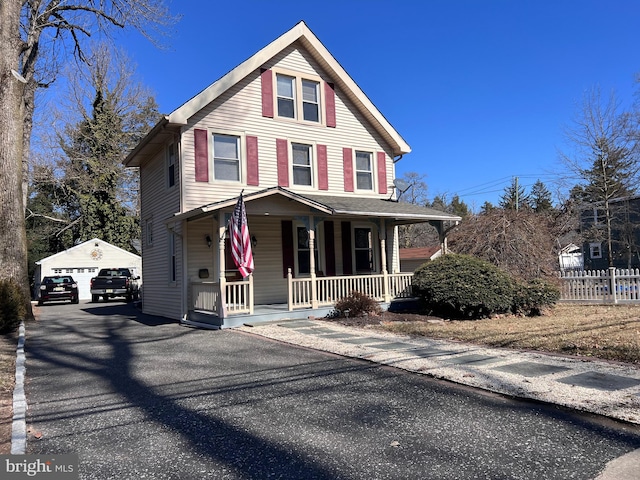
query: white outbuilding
33 238 142 300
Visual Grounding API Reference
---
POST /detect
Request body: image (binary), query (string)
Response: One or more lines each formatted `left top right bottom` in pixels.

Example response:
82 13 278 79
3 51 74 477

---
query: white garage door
47 268 97 300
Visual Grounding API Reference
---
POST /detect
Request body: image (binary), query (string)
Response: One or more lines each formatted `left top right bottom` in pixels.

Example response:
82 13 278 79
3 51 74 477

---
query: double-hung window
302 79 320 122
275 72 321 124
277 74 296 119
213 134 240 181
355 151 373 190
292 143 313 186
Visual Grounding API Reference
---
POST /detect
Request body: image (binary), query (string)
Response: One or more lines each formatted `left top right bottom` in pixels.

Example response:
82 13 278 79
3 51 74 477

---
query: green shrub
0 279 26 333
331 291 382 318
413 254 560 319
412 254 516 319
512 278 560 316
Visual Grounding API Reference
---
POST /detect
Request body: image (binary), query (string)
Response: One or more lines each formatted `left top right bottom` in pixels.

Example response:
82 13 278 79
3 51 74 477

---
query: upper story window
167 143 177 188
355 151 373 190
292 143 313 186
275 72 321 124
277 74 296 119
302 80 320 122
213 134 241 182
590 242 602 259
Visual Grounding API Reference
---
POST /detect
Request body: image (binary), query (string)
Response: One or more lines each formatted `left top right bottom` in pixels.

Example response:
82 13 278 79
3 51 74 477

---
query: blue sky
117 0 640 209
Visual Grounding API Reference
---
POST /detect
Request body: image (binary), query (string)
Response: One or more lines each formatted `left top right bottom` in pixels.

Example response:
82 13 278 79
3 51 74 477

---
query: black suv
38 275 80 305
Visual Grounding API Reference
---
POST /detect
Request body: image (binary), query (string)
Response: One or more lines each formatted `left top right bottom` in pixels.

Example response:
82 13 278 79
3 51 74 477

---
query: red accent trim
317 144 328 190
324 82 336 128
324 221 336 276
281 220 295 278
261 69 274 118
342 148 353 192
246 136 259 186
377 151 387 194
341 221 353 275
276 138 289 187
194 129 209 182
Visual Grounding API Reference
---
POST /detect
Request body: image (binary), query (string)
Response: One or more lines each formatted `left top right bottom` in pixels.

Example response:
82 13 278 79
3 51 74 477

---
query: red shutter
324 221 336 276
246 136 259 186
377 151 388 194
342 148 353 192
324 82 336 128
317 144 328 190
276 138 289 187
281 220 295 278
261 68 274 118
341 221 353 275
194 129 208 182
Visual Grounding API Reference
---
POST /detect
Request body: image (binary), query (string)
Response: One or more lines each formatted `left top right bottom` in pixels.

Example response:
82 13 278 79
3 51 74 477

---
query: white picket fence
558 268 640 303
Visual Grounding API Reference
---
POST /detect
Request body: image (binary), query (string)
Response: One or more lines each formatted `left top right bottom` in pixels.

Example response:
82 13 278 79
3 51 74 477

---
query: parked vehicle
39 276 79 305
90 268 140 303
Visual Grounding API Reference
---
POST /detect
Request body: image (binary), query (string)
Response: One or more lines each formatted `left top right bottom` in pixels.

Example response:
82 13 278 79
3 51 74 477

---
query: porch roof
171 187 461 225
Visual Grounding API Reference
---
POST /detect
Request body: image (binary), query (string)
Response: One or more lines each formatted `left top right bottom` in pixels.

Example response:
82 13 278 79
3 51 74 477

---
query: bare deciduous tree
0 0 176 317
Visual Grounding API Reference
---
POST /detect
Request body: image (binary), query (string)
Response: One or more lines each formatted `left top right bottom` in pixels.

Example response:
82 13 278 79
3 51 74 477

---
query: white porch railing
558 268 640 303
190 276 254 315
287 269 414 311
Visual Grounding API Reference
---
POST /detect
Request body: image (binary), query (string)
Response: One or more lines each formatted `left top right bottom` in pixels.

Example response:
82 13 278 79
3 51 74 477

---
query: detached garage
34 238 142 300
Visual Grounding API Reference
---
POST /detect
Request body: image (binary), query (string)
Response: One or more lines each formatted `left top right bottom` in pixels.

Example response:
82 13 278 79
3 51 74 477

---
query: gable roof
35 238 141 265
125 21 410 167
399 247 442 261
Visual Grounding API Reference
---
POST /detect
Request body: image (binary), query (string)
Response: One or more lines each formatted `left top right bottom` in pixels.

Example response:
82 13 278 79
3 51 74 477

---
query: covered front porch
177 187 459 328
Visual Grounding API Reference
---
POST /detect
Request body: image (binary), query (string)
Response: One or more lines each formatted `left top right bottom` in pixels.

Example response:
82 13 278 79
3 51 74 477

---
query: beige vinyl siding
181 42 396 212
139 146 182 320
249 216 288 304
186 217 215 282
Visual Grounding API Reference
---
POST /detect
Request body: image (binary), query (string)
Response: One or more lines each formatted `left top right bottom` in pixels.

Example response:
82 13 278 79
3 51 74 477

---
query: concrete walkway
241 319 640 425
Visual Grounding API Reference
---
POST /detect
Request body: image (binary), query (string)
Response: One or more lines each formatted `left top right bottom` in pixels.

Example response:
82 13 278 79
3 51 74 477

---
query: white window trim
589 242 602 259
352 223 379 273
272 68 325 126
209 129 246 184
354 150 376 192
289 141 317 189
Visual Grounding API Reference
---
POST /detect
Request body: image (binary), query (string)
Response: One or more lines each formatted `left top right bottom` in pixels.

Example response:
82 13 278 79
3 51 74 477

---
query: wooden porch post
380 219 391 303
309 225 318 309
287 268 293 311
218 223 227 318
248 273 254 314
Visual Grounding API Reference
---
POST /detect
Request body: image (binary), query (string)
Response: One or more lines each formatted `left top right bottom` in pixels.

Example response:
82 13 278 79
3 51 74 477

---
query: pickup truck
90 268 140 303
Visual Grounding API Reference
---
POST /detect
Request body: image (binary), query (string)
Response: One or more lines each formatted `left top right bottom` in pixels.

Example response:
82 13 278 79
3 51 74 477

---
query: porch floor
184 303 336 329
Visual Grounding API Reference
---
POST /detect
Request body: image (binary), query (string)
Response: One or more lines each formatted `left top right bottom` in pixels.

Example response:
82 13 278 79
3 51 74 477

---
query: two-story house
124 21 461 328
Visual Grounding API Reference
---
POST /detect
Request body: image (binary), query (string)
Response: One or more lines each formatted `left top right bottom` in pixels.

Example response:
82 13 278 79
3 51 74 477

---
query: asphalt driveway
25 302 640 479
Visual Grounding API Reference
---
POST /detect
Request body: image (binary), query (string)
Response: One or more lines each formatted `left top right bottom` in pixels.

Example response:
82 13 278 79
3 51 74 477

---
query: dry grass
0 330 17 454
338 304 640 364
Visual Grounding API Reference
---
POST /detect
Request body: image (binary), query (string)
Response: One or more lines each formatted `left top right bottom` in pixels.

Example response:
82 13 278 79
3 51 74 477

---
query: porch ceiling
172 187 461 225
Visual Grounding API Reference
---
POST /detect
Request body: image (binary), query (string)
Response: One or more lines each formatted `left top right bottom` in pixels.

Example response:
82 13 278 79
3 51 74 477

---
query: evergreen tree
500 177 529 210
480 201 495 215
450 195 470 219
530 180 554 213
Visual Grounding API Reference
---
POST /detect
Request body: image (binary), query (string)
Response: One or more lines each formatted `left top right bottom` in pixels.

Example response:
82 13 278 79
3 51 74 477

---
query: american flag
228 193 254 278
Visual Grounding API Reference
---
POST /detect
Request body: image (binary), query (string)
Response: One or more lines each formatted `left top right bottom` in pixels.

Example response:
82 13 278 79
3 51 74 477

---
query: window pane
302 80 318 102
356 152 371 171
214 159 239 181
293 167 312 186
356 172 372 190
214 135 238 159
303 103 319 122
354 228 371 249
278 98 295 118
277 75 295 97
292 144 310 165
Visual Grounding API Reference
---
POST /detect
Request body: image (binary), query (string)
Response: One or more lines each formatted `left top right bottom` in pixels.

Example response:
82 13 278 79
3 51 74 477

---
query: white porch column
218 222 227 318
309 222 318 309
380 219 391 303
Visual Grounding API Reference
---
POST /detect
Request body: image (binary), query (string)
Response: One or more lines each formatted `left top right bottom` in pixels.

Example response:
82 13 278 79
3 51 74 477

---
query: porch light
251 235 257 248
205 235 212 248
